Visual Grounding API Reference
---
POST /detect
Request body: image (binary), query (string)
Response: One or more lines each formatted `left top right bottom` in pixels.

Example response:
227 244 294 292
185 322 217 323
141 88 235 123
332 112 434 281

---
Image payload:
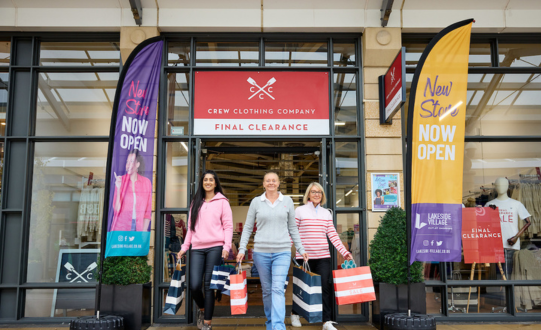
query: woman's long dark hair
189 170 225 232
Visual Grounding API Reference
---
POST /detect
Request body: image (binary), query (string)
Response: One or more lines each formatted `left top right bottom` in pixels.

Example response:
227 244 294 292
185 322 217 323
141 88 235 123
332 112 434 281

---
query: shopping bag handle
302 260 311 273
236 262 243 274
291 257 301 267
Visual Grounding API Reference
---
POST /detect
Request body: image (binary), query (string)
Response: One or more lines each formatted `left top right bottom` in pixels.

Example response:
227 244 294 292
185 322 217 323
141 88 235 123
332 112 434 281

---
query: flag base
384 313 436 330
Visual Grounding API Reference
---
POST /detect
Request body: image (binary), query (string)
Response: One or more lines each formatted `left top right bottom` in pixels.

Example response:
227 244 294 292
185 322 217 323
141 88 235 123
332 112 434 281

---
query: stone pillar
120 27 160 64
362 28 404 246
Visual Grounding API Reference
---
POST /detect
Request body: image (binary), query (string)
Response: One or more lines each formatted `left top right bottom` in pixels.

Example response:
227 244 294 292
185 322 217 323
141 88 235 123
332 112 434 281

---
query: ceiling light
181 142 188 151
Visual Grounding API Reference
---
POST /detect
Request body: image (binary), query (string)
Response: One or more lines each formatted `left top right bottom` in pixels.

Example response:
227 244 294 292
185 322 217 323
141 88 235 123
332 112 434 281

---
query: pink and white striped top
294 202 351 260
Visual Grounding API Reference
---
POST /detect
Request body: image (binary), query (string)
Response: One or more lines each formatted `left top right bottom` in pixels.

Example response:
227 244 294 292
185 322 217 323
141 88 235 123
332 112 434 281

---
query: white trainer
291 314 302 327
322 321 338 330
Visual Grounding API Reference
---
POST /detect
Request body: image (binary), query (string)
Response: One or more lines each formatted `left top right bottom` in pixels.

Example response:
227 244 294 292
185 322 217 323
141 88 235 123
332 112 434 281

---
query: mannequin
485 177 531 277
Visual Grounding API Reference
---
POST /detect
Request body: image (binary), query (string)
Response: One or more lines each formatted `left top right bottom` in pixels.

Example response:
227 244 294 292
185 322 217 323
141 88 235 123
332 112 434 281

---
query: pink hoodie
181 193 233 252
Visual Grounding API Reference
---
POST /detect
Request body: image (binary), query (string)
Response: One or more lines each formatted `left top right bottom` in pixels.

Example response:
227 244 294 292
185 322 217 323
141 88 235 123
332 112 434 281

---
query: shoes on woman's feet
291 314 302 327
196 309 204 329
323 321 338 330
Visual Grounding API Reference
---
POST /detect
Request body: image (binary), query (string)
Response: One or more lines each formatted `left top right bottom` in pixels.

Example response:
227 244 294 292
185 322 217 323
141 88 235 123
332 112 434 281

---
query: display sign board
193 71 330 135
462 207 505 264
408 20 473 264
379 47 406 124
51 249 99 317
105 38 162 258
371 173 401 211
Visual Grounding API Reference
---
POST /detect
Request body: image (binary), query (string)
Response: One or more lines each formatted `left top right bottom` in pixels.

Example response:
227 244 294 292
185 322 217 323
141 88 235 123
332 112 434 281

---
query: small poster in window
371 173 400 212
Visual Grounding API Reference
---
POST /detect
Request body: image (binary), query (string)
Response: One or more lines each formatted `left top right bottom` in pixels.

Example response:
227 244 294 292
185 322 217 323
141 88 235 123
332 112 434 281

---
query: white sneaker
322 321 338 330
291 314 302 327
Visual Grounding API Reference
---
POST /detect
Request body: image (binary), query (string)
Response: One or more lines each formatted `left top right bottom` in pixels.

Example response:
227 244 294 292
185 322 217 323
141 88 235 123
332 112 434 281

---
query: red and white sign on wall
379 47 406 124
193 71 329 135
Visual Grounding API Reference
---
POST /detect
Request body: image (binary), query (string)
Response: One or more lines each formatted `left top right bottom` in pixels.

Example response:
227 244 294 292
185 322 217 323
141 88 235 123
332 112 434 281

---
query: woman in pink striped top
291 182 352 330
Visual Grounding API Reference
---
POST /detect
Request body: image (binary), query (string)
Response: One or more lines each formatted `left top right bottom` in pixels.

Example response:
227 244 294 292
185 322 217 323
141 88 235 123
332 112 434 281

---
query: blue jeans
253 251 291 330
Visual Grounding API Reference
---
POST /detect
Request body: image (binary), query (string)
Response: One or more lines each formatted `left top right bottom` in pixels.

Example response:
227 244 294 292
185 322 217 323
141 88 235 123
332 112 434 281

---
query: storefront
0 0 541 326
0 33 366 324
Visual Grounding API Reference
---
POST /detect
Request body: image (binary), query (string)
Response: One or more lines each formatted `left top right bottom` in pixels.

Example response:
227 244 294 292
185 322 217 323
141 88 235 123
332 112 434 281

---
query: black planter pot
372 282 426 330
99 283 151 330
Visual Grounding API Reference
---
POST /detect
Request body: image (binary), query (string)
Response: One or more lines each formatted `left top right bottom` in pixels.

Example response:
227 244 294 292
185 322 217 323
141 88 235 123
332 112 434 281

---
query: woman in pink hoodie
178 170 233 330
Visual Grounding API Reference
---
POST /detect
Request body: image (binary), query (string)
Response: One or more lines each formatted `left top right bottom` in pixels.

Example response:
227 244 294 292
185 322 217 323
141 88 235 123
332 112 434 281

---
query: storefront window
458 142 541 309
0 72 7 134
333 43 356 67
36 72 117 136
498 43 541 68
426 287 443 315
0 40 9 66
405 43 492 68
422 262 441 281
334 72 357 135
168 41 191 66
165 142 189 208
515 286 541 313
161 288 185 317
163 214 188 282
196 42 258 66
465 73 541 136
335 142 358 207
40 42 120 66
265 42 328 66
25 289 95 317
447 286 507 314
336 213 361 315
166 73 190 136
27 142 107 283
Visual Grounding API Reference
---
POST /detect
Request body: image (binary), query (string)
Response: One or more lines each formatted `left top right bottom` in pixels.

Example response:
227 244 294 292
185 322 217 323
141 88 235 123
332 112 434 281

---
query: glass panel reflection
515 286 541 312
36 72 118 136
426 287 443 315
167 73 190 136
336 213 361 315
163 214 188 282
334 72 357 135
499 44 541 68
465 73 541 136
25 289 96 317
265 42 328 66
40 42 120 66
447 286 507 314
0 40 9 66
405 43 492 68
28 142 107 283
335 142 358 207
165 142 189 208
196 42 258 66
0 72 7 134
168 42 190 66
333 43 356 67
162 288 186 316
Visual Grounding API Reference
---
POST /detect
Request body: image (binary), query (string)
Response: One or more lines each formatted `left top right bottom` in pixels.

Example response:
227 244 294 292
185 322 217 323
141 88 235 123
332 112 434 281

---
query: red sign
380 48 405 123
193 71 329 135
462 207 505 264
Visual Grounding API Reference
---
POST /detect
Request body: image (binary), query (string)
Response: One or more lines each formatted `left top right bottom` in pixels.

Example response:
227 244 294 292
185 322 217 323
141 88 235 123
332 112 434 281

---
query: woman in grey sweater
237 171 309 330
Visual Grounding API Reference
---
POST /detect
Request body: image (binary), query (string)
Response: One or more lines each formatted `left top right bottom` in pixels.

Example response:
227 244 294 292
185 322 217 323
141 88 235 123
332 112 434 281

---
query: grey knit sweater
238 194 305 255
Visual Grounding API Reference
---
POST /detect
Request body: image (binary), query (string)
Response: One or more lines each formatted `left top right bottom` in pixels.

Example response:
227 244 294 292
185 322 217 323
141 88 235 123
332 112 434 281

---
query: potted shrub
369 207 425 329
99 256 153 330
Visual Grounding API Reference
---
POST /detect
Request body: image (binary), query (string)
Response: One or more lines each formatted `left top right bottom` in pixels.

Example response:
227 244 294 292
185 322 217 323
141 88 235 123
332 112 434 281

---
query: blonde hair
303 182 326 205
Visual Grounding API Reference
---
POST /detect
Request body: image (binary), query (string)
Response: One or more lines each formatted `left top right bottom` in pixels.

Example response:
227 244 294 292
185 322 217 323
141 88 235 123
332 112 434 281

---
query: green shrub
369 207 423 285
100 256 152 285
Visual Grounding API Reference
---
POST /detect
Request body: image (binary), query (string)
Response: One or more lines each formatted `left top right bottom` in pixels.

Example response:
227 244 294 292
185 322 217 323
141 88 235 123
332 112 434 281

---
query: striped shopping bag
163 258 186 315
332 266 375 305
210 261 236 292
292 263 322 323
230 263 248 315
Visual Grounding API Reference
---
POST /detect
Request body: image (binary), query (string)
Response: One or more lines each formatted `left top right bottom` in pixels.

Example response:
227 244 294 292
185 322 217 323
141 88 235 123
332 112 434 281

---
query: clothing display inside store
461 175 541 312
165 215 186 281
77 184 104 243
